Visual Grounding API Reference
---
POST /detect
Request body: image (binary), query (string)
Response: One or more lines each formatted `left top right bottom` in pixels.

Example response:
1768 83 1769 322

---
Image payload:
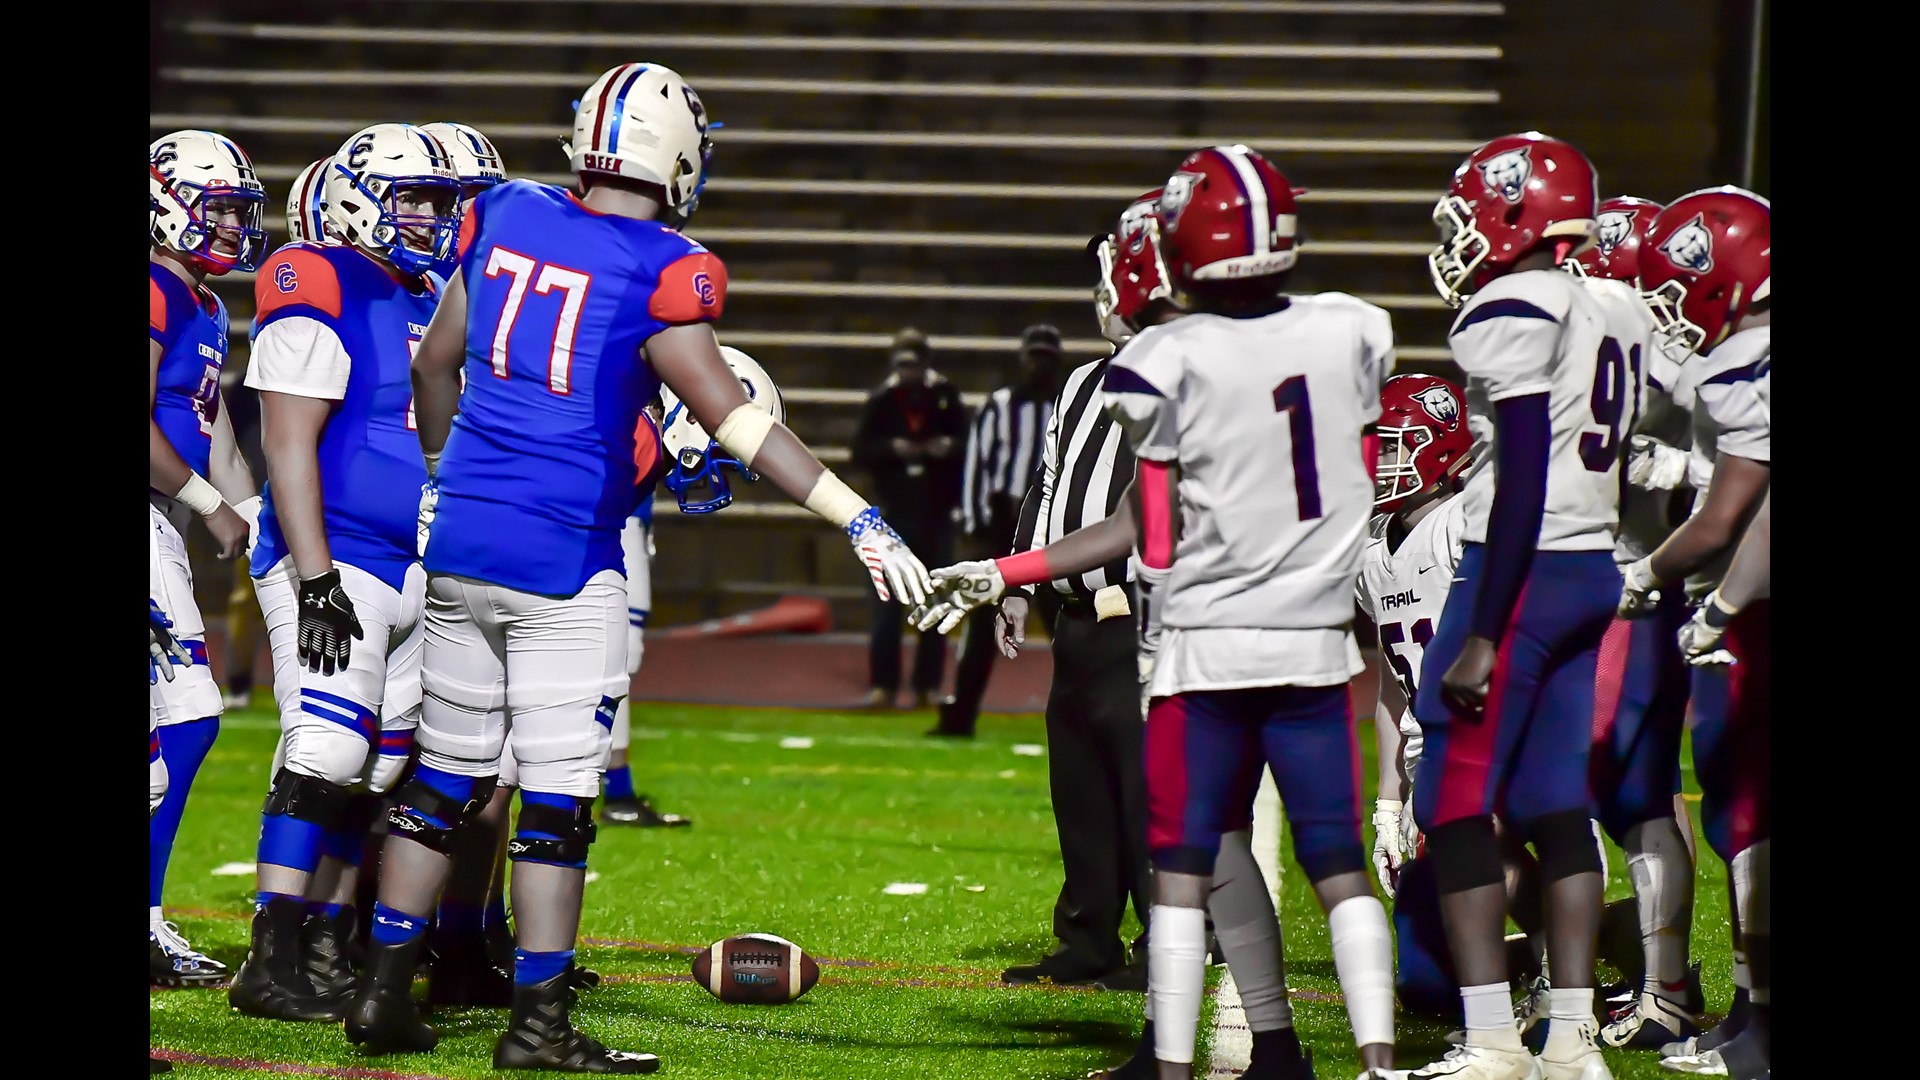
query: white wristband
802 468 870 529
175 473 227 518
423 448 441 477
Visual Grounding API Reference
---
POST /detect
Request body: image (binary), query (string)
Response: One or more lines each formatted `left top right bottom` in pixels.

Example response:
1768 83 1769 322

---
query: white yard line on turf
1209 968 1253 1076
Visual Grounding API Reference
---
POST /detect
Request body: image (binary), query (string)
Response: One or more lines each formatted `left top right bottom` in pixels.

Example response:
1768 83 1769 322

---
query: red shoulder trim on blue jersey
456 197 481 263
255 246 344 325
149 264 199 349
650 252 727 324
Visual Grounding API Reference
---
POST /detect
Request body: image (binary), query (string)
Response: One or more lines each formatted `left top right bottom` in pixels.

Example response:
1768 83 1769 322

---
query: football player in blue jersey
420 122 506 285
347 63 929 1073
227 123 462 1024
149 130 267 989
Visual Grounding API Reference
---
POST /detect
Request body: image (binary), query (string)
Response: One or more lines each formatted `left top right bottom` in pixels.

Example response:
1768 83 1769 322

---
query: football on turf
691 933 821 1004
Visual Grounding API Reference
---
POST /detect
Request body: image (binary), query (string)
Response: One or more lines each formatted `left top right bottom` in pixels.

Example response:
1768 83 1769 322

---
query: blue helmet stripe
606 64 651 156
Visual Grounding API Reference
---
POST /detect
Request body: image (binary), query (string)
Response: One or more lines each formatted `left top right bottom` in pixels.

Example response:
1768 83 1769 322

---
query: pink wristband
994 549 1054 590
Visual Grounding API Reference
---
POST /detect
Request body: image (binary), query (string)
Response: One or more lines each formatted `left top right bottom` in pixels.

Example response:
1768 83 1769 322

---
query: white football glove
233 494 263 562
1676 592 1738 667
1625 435 1692 492
1372 799 1411 898
913 560 1007 634
846 507 932 606
416 481 439 559
1617 556 1662 619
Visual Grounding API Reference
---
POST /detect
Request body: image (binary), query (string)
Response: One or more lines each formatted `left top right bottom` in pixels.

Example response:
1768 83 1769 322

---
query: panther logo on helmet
1413 385 1459 425
1658 214 1715 274
1594 209 1638 255
1477 146 1532 203
1158 172 1200 228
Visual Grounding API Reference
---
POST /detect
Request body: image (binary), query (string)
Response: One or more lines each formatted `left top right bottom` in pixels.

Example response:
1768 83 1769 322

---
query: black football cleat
493 971 659 1073
345 935 438 1054
228 898 346 1021
568 961 602 993
601 795 690 828
1002 948 1116 986
150 1057 172 1074
426 932 513 1009
302 906 359 1008
151 921 231 988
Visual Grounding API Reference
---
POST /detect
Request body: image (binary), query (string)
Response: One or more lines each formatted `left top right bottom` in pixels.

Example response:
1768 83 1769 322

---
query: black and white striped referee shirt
959 386 1051 539
1012 356 1137 600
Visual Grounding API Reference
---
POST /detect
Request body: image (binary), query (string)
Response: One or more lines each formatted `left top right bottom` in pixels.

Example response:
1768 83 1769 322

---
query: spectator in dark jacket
852 328 970 708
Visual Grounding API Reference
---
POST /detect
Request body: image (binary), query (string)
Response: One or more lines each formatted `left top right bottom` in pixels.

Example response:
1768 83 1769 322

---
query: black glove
297 570 364 676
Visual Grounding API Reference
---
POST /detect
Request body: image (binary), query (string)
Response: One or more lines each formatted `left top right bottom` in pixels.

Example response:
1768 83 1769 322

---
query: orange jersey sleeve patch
149 277 168 334
649 252 727 324
254 248 344 321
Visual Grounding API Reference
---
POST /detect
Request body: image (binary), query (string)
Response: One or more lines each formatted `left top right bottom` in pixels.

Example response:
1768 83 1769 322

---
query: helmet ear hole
1504 203 1525 227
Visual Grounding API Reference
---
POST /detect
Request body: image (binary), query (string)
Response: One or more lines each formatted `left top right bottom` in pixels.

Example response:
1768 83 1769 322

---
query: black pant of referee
1003 584 1152 988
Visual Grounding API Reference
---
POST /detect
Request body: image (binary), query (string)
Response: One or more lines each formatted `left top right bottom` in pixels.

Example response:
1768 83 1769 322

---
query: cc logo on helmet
1476 146 1532 204
275 262 299 293
1413 385 1459 425
152 141 179 177
346 134 375 171
1658 214 1714 274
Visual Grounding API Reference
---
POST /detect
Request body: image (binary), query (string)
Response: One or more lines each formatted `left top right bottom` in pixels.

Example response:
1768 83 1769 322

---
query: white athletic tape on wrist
423 448 441 477
803 469 870 530
714 403 777 469
175 472 227 517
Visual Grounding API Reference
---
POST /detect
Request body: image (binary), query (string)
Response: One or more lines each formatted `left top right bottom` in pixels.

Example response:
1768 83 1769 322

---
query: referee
996 348 1150 989
932 325 1062 738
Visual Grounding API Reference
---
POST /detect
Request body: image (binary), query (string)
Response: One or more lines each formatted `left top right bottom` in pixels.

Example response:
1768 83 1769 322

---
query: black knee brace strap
386 774 500 855
507 798 598 867
1530 809 1604 883
1428 815 1506 894
261 767 353 830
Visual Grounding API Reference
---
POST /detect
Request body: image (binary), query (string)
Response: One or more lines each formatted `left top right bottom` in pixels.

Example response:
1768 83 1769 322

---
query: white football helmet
323 123 461 276
149 130 267 274
419 122 506 197
658 346 785 514
565 63 714 225
285 158 334 245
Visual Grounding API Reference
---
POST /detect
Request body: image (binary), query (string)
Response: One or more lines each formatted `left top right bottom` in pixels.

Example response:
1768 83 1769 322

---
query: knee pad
387 771 500 855
627 624 644 677
262 766 355 830
1428 816 1505 894
150 736 169 817
509 794 598 869
1530 809 1605 883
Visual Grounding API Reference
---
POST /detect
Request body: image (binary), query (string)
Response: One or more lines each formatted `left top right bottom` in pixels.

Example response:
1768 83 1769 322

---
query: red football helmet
1429 132 1598 308
1091 189 1178 344
1568 196 1664 283
1155 145 1301 293
1375 374 1472 512
1638 186 1770 356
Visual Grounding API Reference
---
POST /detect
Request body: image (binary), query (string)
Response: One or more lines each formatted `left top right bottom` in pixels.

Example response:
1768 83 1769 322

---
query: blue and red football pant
1145 684 1364 882
1413 544 1619 831
1589 592 1691 841
1686 599 1770 862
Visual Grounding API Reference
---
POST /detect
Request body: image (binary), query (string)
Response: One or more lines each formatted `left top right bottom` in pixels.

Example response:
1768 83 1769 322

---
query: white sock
150 905 164 931
1148 905 1207 1065
1462 982 1522 1049
1624 818 1693 997
1327 895 1394 1049
1543 988 1596 1056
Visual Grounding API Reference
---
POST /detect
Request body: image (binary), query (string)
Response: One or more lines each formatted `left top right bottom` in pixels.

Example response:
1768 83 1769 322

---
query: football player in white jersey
1104 145 1397 1080
1563 197 1712 1052
915 190 1323 1080
1615 189 1770 1080
1408 132 1630 1080
149 131 267 988
1359 373 1472 895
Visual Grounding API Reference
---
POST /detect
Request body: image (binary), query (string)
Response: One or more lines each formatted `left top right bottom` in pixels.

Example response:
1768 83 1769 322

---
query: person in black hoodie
852 328 970 708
